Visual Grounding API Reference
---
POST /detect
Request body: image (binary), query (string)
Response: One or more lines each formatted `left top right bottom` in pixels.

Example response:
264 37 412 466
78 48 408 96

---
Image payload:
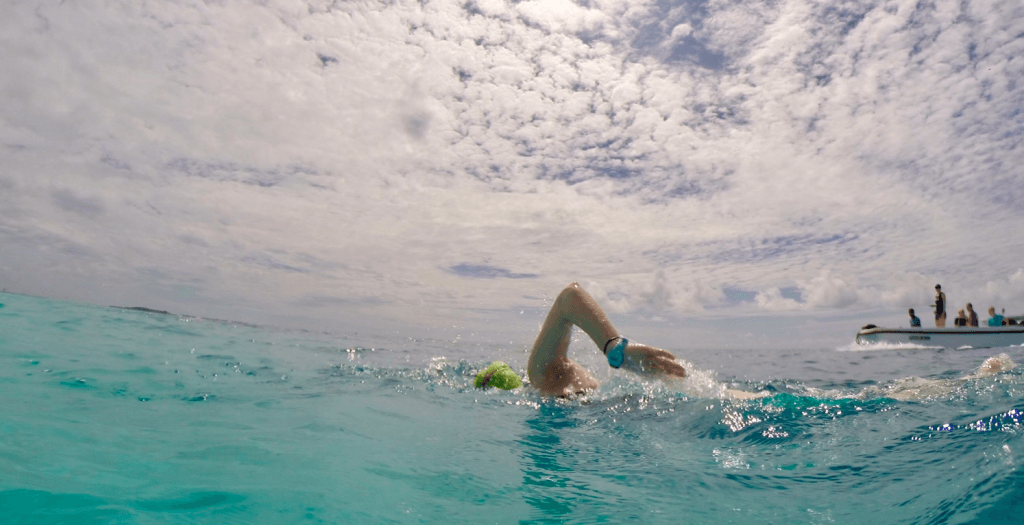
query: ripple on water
0 489 130 522
134 491 246 512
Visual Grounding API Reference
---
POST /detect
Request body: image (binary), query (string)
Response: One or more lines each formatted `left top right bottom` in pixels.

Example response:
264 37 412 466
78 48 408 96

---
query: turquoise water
2 292 1023 524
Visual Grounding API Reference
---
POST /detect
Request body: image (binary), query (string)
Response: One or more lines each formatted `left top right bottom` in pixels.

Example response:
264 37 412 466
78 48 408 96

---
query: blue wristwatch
604 337 628 369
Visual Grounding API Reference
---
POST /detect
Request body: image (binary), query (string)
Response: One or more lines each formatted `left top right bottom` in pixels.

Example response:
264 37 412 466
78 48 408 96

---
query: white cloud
983 269 1024 310
516 0 609 33
2 0 1023 346
584 270 725 316
638 270 725 314
755 288 803 312
754 270 937 312
583 279 633 314
878 272 936 308
470 0 513 18
799 271 864 309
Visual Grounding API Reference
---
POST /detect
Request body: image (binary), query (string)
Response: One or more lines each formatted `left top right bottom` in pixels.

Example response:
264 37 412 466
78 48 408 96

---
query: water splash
838 341 942 352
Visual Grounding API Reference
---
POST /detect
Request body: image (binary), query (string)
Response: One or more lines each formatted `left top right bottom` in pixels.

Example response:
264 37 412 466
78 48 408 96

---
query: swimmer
527 282 762 399
860 353 1017 401
964 353 1016 379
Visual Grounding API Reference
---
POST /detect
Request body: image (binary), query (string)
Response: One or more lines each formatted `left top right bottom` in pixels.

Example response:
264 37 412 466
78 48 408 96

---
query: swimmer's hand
621 343 687 378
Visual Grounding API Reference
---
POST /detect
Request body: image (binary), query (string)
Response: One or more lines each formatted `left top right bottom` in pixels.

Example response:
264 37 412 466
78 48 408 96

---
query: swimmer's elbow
552 282 581 304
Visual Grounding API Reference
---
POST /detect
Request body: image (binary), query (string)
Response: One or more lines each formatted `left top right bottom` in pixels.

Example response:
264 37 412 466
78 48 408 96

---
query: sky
1 0 1023 351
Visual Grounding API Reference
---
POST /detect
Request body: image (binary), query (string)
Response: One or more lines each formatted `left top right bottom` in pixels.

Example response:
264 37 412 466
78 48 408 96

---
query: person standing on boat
954 309 968 327
908 309 921 327
966 303 979 327
933 284 946 327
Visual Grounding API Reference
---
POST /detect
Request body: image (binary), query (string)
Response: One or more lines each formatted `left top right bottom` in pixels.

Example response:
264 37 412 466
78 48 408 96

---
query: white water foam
836 341 942 352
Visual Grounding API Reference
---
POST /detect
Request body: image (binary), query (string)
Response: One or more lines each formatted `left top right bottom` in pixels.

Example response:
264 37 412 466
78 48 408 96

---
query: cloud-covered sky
2 0 1023 349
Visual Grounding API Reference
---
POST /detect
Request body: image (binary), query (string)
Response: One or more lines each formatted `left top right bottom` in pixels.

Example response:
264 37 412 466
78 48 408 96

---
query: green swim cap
474 361 522 390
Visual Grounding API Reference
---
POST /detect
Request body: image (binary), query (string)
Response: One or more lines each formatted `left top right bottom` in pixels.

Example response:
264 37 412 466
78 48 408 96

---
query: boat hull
855 326 1024 348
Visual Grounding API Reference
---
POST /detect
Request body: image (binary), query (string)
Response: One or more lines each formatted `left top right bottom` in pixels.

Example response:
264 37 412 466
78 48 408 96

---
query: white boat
855 325 1024 348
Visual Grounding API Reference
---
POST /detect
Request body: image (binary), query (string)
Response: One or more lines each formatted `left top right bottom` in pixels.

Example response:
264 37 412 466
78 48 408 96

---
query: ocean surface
2 291 1023 524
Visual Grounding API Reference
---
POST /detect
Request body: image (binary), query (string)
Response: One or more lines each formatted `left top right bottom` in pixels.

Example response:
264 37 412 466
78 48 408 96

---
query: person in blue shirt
987 307 1005 327
908 308 921 327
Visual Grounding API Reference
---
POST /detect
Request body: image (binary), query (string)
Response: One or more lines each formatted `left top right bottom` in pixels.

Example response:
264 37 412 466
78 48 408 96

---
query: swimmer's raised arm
527 282 687 396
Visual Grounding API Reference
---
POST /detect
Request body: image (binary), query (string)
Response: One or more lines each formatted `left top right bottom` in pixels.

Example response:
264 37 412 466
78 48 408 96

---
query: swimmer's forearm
621 344 687 378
